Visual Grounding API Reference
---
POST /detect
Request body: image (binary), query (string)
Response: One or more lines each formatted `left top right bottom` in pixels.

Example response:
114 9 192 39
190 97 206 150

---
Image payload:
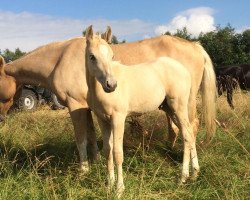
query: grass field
0 92 249 200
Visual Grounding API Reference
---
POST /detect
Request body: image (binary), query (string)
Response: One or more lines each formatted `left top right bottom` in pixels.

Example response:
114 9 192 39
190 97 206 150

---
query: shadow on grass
0 138 102 176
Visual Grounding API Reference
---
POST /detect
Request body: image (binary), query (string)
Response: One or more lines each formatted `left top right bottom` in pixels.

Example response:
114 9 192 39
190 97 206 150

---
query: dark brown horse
215 64 250 109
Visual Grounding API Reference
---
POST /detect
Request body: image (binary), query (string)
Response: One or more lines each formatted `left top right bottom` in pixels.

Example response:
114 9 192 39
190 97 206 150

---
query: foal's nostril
106 81 111 89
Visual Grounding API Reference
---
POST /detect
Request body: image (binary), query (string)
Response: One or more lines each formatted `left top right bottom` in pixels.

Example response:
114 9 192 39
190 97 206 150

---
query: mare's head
0 56 16 122
84 25 117 93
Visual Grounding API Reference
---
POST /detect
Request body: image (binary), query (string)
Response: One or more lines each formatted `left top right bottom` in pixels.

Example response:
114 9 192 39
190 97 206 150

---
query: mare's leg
97 117 115 188
68 98 98 173
112 113 126 198
166 115 178 148
86 110 99 161
161 99 179 148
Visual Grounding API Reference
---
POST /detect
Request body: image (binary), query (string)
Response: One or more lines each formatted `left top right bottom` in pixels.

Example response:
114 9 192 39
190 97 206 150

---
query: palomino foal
84 26 199 197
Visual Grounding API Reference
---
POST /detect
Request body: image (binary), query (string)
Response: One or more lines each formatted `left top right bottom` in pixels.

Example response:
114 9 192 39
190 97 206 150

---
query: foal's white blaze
99 45 110 58
99 44 111 73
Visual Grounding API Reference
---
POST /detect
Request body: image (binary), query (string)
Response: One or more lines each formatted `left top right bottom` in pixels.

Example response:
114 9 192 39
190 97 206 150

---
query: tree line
1 25 249 67
165 25 250 67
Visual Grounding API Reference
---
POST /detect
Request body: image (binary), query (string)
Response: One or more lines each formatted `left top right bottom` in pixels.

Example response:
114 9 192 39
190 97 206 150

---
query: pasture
0 91 249 199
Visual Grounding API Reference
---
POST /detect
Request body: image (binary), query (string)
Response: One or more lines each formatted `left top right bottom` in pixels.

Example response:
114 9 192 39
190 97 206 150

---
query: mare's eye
89 54 96 62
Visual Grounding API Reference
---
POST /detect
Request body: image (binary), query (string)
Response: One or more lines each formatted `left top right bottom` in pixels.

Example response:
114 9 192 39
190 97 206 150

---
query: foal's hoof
116 184 125 199
180 174 189 184
191 169 199 181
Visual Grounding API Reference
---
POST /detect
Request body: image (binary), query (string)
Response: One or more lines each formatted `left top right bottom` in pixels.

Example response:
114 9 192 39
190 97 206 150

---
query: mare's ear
85 25 93 43
0 56 6 75
101 26 112 44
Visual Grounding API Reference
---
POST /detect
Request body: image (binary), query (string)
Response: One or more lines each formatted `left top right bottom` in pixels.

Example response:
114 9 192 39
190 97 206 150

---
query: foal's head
0 56 16 121
84 25 117 93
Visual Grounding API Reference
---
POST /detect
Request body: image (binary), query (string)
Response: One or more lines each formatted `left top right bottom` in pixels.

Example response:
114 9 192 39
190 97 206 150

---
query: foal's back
115 57 191 113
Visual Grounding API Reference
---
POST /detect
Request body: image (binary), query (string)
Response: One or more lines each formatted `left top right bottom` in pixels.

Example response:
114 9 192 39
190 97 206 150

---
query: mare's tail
197 43 217 145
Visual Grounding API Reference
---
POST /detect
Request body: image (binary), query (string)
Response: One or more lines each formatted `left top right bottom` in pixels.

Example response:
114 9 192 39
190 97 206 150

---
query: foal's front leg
112 113 126 198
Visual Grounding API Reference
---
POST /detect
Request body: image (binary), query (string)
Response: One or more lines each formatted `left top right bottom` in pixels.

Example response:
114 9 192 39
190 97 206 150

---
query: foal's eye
89 54 96 62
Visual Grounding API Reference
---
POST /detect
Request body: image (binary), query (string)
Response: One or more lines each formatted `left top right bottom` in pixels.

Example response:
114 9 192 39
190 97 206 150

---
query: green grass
0 92 249 200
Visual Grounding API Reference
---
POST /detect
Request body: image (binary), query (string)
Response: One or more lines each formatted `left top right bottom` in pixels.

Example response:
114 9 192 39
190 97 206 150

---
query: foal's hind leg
166 99 200 183
188 93 199 139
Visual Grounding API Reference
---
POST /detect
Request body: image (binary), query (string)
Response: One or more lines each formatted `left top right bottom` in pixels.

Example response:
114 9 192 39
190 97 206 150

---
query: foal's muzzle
102 76 117 93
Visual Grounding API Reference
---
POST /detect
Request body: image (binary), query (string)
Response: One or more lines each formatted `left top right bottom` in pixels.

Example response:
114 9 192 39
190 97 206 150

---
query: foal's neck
87 71 101 94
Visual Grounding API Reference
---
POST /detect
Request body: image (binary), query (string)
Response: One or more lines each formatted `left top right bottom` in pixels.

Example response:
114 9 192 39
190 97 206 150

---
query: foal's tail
197 43 217 145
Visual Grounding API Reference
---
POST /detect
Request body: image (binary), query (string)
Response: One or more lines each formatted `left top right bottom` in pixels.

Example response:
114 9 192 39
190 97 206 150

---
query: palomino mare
84 26 199 197
215 64 250 109
0 26 216 174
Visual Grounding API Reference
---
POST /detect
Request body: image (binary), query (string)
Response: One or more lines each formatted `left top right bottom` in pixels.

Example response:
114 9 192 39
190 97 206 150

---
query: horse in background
215 64 250 109
84 25 199 197
0 26 216 174
0 57 16 121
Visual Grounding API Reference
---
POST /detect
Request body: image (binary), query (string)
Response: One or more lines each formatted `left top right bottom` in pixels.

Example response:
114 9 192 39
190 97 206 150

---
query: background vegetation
164 25 250 67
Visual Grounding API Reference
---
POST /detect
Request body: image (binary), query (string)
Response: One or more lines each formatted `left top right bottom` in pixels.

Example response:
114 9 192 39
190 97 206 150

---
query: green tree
1 48 26 62
164 27 193 41
163 25 250 66
199 25 239 66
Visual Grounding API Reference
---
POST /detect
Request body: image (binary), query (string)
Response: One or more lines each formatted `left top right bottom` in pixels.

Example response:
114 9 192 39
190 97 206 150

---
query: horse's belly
128 85 165 113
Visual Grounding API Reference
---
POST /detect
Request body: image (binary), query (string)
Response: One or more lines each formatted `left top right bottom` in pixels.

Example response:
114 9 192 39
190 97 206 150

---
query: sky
0 0 249 51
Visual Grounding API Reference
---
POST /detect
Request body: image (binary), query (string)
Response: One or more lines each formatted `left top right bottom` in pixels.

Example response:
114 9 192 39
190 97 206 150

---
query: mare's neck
4 55 53 87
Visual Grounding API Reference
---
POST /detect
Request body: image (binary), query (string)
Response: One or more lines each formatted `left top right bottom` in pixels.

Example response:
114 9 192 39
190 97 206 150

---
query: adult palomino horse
0 26 216 174
85 26 199 197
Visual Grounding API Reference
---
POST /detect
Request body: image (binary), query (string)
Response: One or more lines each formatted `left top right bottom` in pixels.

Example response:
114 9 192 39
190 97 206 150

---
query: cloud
236 26 250 33
155 7 216 37
0 11 155 51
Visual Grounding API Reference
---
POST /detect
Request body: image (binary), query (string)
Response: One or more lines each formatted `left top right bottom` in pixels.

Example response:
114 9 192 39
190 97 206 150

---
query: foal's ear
101 26 112 44
0 56 5 75
85 25 94 42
